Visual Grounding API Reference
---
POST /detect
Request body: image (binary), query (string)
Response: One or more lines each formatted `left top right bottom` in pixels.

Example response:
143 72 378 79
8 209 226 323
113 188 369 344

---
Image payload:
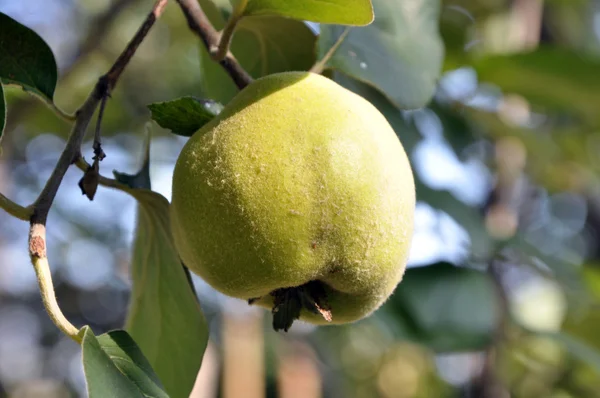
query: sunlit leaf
148 97 223 137
116 138 209 398
243 0 374 26
81 327 169 397
0 12 58 101
318 0 444 109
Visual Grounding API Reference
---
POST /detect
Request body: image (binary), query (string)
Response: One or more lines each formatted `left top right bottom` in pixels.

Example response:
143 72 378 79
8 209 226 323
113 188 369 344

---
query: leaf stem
47 100 77 122
29 224 82 343
0 192 32 220
212 0 248 61
309 27 350 75
175 0 253 89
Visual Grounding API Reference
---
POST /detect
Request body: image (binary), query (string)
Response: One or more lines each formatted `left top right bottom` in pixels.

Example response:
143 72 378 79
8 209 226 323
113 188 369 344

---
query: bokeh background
1 0 600 397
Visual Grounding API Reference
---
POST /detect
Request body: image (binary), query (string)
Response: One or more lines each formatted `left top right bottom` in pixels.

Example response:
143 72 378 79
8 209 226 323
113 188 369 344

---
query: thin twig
175 0 253 89
93 94 109 161
104 0 169 89
33 0 168 221
31 88 103 225
92 0 169 160
27 0 168 344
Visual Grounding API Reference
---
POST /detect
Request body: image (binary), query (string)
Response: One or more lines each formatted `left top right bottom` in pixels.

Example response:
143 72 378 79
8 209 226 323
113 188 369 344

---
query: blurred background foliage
1 0 600 397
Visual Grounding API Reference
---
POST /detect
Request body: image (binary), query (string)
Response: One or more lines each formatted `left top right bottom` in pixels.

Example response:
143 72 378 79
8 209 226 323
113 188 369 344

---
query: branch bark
26 0 169 343
175 0 253 89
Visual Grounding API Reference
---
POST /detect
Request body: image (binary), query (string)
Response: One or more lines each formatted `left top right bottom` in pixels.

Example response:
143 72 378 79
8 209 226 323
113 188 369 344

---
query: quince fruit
170 72 414 331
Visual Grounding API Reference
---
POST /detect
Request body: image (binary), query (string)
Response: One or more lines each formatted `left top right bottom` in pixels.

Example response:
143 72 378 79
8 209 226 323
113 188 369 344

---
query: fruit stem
309 27 351 75
213 0 248 61
30 225 82 344
0 192 32 221
270 281 332 332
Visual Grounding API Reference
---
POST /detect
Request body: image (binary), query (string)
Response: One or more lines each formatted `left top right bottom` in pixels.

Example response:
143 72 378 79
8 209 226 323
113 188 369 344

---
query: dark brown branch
31 88 104 225
92 0 168 159
175 0 253 89
30 0 168 226
105 0 169 88
21 0 167 346
93 94 109 161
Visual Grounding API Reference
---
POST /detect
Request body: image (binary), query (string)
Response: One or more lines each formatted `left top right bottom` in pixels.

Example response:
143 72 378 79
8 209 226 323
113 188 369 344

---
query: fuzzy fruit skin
170 72 415 324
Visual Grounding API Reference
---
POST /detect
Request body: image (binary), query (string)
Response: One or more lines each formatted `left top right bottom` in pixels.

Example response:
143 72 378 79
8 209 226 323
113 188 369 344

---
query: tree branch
104 0 169 89
93 0 169 161
31 90 103 225
26 0 168 344
175 0 253 89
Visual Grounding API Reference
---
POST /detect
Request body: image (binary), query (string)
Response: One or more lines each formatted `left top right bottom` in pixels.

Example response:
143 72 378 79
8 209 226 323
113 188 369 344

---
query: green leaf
199 14 316 104
473 47 600 126
317 0 444 109
148 97 223 137
388 263 501 352
125 189 209 398
0 84 5 146
81 327 169 398
0 12 58 101
117 137 208 398
243 0 374 26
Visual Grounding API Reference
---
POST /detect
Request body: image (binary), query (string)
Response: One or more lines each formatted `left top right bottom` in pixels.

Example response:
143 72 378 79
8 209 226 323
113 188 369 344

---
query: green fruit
170 72 415 331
